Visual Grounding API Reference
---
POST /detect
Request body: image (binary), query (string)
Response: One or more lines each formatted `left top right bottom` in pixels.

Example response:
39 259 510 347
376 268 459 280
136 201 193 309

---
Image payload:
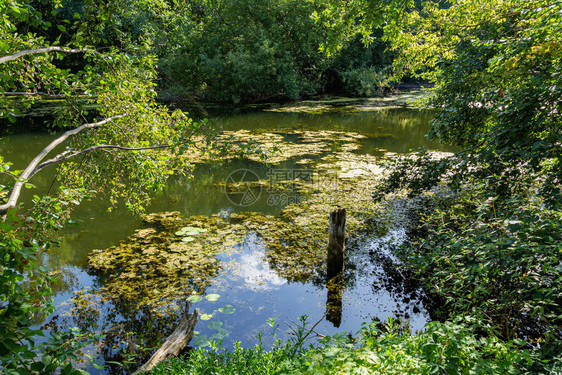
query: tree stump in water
327 208 346 280
326 273 344 327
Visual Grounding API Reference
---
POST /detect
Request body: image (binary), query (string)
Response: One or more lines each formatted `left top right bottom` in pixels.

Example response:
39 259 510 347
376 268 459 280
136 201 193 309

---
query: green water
1 105 453 373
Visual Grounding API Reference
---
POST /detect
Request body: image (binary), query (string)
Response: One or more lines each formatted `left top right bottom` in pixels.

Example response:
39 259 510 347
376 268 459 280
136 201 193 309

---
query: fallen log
133 305 199 374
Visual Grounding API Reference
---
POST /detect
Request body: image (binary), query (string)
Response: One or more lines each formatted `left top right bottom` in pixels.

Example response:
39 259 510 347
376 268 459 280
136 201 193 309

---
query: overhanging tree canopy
0 0 213 215
0 0 212 371
319 0 561 201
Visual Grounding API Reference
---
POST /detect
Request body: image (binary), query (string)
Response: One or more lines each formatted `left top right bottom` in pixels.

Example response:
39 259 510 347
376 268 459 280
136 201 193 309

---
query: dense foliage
150 319 529 374
402 185 561 368
348 0 562 204
0 0 211 372
158 0 330 102
86 0 396 102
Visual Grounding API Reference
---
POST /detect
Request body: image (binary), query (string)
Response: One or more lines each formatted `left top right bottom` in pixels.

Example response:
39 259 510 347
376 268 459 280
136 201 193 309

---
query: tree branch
0 171 19 180
1 92 68 98
30 143 181 179
0 47 92 64
0 115 125 216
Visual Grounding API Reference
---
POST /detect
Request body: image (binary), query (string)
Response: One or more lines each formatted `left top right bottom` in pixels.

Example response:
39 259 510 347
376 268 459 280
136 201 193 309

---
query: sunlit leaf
187 295 203 303
205 294 221 302
218 304 236 314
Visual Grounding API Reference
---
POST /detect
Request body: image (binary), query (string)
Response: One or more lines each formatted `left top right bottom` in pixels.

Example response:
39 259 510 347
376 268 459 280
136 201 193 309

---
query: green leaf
218 304 236 314
176 226 207 236
192 334 210 347
30 362 45 372
187 294 203 303
205 293 220 302
211 327 229 340
207 321 223 329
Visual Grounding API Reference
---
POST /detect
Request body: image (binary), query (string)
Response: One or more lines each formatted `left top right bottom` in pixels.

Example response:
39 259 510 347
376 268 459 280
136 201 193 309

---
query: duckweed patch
87 209 326 308
88 212 228 310
185 129 367 165
258 92 428 113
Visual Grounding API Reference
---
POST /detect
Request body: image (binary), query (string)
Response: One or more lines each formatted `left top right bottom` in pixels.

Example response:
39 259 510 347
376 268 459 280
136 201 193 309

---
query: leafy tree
155 0 332 102
321 0 561 201
0 0 212 372
106 0 395 103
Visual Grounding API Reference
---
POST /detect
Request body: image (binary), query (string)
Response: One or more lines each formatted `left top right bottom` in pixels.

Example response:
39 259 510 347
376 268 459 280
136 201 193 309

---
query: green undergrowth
149 318 530 375
392 183 562 373
404 187 562 342
149 341 298 375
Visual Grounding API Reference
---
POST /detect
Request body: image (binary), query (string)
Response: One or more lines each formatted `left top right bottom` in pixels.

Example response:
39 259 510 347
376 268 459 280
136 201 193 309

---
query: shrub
340 66 391 97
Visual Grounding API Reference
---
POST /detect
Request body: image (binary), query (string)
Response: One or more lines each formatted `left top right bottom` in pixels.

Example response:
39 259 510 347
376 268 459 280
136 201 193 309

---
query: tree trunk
133 305 198 374
326 273 344 328
327 208 346 280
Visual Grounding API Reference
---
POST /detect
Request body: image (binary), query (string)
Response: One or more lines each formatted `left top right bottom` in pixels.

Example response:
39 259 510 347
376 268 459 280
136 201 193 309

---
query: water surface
1 105 451 372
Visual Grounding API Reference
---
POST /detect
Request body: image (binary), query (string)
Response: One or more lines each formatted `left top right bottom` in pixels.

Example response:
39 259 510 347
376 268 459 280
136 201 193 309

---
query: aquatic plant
88 212 225 311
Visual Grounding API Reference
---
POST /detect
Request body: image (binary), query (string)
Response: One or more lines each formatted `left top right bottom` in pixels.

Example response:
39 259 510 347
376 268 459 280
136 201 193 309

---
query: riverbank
0 90 428 135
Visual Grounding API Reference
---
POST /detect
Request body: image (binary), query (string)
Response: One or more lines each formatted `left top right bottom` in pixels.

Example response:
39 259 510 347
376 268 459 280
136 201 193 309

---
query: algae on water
87 112 451 311
88 212 229 310
87 151 395 309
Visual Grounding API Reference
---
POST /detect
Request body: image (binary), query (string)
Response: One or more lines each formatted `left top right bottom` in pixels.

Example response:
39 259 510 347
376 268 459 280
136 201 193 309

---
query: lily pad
218 304 236 314
205 293 221 302
212 327 230 340
181 236 196 242
187 295 203 303
216 327 229 337
175 226 207 236
192 334 211 347
200 313 213 320
208 321 223 329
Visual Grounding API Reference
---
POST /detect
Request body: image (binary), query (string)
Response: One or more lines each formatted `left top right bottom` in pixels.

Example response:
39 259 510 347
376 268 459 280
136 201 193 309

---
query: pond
0 94 453 373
